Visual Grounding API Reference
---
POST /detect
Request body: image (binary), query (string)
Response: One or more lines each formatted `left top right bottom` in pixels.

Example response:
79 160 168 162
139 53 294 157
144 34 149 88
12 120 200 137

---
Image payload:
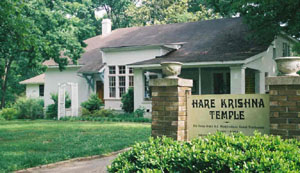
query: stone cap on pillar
266 76 300 85
149 78 193 87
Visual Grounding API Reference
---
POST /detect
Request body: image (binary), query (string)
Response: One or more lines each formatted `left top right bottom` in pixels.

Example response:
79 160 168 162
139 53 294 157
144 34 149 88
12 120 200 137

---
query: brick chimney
102 19 112 36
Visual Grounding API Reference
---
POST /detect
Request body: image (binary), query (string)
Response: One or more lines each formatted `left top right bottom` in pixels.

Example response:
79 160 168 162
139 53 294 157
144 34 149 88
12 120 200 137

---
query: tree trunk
0 60 12 109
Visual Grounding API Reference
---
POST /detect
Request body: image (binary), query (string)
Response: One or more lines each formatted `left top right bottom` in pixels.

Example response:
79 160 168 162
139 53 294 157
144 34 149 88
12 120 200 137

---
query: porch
134 66 266 111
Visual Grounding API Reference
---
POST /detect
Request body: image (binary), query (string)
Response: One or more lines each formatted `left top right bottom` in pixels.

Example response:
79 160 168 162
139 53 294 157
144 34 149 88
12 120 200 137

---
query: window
283 43 290 57
119 76 126 97
39 85 44 97
129 76 134 87
109 66 116 74
129 67 133 74
144 72 158 99
108 65 134 98
119 66 126 74
109 76 116 97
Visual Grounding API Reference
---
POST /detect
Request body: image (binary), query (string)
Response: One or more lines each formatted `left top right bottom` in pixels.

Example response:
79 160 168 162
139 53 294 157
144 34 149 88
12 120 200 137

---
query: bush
108 132 300 172
92 109 116 117
133 107 145 117
81 108 92 116
121 88 134 113
0 108 18 120
81 94 103 112
14 98 44 119
46 93 71 119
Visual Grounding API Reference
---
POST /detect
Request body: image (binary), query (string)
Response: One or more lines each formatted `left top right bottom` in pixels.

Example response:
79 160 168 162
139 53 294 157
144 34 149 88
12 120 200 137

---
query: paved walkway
16 149 129 173
30 154 117 173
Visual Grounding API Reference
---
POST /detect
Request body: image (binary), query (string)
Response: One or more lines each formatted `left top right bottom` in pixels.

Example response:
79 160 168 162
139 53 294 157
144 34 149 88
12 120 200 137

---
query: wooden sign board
187 94 269 140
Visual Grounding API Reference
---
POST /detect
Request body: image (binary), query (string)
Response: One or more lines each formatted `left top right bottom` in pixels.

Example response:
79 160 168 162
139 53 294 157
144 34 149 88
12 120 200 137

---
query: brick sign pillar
266 76 300 139
150 78 193 141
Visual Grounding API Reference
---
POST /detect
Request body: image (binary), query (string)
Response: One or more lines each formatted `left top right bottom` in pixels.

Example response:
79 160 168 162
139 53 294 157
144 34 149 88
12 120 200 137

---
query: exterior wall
44 66 91 107
26 84 41 98
243 35 295 94
104 48 167 110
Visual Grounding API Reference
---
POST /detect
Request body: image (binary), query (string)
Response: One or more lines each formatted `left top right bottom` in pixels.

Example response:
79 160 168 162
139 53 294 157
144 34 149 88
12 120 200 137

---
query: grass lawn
0 120 151 172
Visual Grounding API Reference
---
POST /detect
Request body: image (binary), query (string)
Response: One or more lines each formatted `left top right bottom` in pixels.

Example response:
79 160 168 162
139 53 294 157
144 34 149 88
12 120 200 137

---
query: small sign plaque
187 94 269 140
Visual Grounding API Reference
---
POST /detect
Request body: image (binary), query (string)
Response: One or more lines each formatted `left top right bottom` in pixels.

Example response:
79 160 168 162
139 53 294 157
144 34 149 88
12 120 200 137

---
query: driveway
16 149 129 173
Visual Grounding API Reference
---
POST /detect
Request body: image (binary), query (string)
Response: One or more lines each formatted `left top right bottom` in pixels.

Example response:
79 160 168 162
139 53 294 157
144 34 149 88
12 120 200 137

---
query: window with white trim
119 65 126 74
129 67 133 74
129 67 134 88
109 66 116 74
108 66 116 98
108 65 135 98
119 76 126 97
109 76 116 97
129 76 134 88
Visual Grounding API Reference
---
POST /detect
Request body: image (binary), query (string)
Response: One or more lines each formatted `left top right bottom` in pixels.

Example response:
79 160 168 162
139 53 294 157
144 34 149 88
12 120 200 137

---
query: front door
213 72 230 94
96 81 104 103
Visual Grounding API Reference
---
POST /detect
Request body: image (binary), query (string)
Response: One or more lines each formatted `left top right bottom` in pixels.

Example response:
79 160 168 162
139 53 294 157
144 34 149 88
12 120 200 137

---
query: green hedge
59 116 151 123
108 132 300 172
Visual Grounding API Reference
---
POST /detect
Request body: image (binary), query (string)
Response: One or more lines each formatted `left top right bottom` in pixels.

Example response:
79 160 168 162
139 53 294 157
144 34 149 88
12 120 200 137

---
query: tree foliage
200 0 300 53
92 0 135 30
0 0 220 108
125 0 220 26
0 0 92 108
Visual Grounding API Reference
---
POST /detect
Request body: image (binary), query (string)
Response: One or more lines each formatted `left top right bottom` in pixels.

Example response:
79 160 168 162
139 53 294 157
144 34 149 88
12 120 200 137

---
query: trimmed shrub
108 132 300 172
14 98 44 119
46 93 71 119
121 88 134 113
81 94 103 112
0 107 18 120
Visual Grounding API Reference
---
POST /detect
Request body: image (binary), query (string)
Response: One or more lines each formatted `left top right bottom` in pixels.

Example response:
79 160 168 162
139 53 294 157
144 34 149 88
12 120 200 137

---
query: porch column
230 66 246 94
255 71 266 94
133 68 144 111
259 71 265 93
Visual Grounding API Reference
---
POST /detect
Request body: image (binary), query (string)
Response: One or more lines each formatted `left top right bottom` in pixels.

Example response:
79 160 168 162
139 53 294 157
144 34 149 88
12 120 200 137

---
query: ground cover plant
0 120 150 172
108 132 300 172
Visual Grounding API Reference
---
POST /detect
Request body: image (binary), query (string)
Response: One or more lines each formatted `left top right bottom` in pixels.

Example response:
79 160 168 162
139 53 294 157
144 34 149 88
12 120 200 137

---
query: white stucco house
22 18 298 115
20 73 45 99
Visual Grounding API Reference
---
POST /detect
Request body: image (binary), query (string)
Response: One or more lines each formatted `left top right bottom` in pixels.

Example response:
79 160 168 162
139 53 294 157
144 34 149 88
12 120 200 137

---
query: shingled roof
77 17 269 72
20 74 45 84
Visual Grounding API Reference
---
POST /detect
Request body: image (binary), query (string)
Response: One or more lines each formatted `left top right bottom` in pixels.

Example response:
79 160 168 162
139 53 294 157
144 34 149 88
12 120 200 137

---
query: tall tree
200 0 300 53
125 0 220 26
0 0 89 108
92 0 135 30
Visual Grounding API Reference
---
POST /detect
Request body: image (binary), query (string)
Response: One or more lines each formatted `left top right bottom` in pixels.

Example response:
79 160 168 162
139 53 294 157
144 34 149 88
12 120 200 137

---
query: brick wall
267 77 300 139
150 78 192 141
